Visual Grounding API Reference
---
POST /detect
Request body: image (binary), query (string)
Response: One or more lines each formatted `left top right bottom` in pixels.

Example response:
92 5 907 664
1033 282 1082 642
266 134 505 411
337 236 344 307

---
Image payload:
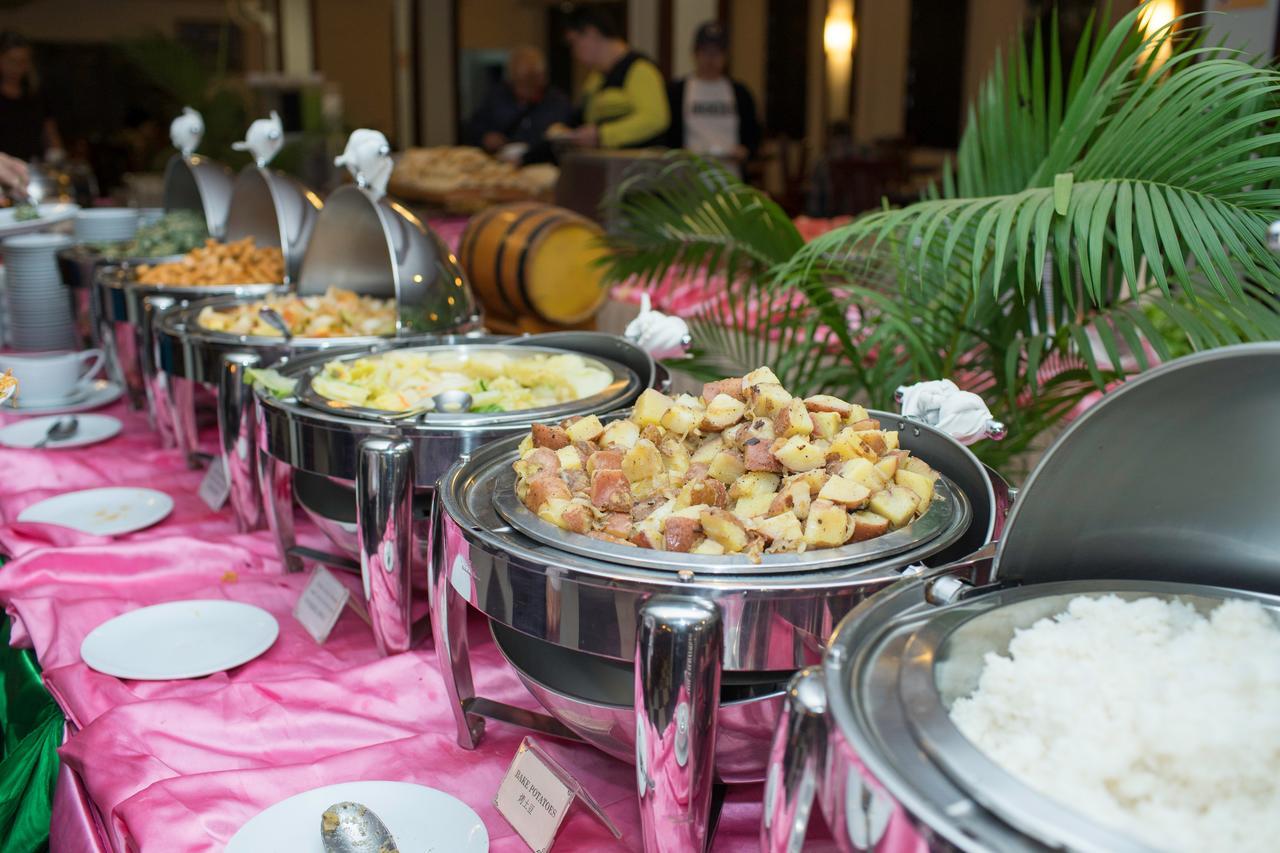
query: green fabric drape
0 615 60 853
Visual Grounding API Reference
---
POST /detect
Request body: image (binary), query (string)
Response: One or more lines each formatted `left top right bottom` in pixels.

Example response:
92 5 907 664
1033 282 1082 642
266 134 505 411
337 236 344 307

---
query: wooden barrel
459 202 609 326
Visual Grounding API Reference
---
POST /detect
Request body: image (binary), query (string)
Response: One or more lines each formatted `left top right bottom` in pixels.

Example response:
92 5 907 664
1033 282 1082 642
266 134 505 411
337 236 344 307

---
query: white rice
949 594 1280 853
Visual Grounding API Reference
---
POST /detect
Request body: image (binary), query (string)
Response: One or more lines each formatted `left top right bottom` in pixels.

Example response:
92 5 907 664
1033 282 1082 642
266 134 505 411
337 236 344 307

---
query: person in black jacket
666 22 761 170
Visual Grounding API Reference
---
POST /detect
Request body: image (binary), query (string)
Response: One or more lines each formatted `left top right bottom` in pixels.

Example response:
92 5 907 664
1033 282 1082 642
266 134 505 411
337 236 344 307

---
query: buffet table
0 400 782 851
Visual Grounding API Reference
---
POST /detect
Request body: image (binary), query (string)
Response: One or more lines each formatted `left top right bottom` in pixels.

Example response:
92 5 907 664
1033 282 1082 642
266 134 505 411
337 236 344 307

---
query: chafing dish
253 333 654 656
435 403 1005 852
162 152 233 238
762 343 1280 852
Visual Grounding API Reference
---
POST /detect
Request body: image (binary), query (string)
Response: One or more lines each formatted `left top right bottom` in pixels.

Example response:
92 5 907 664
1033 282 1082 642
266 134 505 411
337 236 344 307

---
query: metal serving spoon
258 306 293 341
34 416 78 448
320 801 400 853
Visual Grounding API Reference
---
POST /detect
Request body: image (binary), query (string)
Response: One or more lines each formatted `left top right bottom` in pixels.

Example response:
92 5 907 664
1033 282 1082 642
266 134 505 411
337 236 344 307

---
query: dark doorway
905 0 970 148
765 0 810 138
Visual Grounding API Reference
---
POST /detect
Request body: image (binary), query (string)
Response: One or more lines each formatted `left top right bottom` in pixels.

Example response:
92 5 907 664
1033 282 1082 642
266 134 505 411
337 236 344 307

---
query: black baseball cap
694 22 727 51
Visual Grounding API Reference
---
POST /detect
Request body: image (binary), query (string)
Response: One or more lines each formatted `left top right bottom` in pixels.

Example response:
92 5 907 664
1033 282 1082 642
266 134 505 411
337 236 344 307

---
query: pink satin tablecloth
0 400 786 852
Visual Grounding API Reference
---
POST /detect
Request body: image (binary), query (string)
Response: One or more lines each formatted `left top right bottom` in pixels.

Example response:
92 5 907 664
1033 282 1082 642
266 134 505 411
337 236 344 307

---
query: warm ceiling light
824 18 854 54
1140 0 1177 35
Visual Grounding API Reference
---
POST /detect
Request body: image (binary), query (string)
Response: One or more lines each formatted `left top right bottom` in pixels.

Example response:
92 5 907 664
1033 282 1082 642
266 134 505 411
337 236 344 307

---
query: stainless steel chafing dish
163 151 234 238
434 400 1009 852
153 181 480 527
253 332 656 655
761 343 1280 853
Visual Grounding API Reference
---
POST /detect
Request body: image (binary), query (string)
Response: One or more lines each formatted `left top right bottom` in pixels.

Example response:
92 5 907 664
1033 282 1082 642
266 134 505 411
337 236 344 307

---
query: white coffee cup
0 350 106 405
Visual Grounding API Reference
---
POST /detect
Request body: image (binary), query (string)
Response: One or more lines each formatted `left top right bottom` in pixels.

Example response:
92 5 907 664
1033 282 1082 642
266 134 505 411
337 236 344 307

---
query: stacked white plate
74 208 140 244
2 233 78 351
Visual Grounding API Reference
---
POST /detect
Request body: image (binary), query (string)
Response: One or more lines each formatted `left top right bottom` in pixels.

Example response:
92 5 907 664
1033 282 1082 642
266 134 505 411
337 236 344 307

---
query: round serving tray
491 463 967 576
294 343 640 427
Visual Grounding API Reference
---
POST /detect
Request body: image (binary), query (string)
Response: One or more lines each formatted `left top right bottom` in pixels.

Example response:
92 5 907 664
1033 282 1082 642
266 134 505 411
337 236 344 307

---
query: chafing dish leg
761 667 827 853
139 296 176 444
112 320 145 409
145 365 178 448
635 596 722 853
219 353 264 532
429 510 483 748
257 417 301 573
171 376 200 468
356 438 415 655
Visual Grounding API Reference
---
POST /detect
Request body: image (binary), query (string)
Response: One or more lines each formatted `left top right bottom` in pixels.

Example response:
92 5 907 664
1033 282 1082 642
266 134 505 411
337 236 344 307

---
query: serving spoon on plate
320 801 399 853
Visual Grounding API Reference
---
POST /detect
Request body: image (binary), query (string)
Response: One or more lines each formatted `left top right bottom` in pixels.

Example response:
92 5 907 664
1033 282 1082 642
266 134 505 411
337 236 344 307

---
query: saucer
10 380 123 415
0 414 122 449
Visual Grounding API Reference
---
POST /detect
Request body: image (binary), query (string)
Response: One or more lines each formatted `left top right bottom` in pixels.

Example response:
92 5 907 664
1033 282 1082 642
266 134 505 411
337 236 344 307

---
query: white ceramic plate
9 380 123 415
18 486 172 536
80 599 279 680
227 781 489 853
0 414 122 449
0 204 79 237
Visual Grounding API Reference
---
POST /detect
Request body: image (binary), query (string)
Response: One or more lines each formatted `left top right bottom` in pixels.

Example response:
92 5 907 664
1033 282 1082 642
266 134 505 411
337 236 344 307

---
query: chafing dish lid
993 343 1280 594
295 184 479 333
162 153 233 239
223 166 322 284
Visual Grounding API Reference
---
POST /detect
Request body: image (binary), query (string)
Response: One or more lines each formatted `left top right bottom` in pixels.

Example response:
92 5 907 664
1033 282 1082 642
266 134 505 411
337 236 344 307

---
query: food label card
198 457 231 511
494 738 621 852
293 566 350 644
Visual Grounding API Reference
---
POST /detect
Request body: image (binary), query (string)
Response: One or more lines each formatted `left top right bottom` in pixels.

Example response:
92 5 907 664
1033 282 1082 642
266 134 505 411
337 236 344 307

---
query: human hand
567 124 600 148
481 132 506 153
0 154 29 193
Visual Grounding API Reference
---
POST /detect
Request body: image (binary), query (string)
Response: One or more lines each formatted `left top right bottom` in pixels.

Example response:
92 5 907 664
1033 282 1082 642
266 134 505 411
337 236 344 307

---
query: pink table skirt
0 400 784 852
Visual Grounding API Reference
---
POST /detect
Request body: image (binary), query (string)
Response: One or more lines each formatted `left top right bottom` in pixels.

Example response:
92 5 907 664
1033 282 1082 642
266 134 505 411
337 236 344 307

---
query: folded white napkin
898 379 1002 445
624 293 691 360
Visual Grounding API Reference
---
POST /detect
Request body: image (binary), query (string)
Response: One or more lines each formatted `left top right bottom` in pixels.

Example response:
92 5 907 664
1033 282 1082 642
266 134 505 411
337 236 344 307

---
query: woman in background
666 22 761 171
0 31 62 163
562 9 669 150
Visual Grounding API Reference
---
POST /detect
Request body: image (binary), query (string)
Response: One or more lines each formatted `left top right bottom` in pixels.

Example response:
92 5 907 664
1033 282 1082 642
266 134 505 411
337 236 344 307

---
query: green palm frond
603 3 1280 475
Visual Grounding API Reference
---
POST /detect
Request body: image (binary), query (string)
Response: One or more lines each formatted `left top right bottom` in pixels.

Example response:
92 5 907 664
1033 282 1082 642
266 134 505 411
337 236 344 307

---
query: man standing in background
562 9 669 150
666 22 761 172
465 46 572 161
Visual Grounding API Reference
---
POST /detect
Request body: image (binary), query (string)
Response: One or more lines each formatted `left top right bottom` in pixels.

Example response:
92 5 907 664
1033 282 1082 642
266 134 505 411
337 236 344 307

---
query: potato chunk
700 508 749 552
622 439 664 483
848 511 891 542
895 468 936 508
803 499 848 547
773 436 826 472
661 404 700 436
565 415 605 443
745 382 792 417
811 411 842 441
634 389 673 426
868 486 920 528
839 458 889 492
702 393 748 431
707 450 747 484
803 394 854 416
600 418 640 450
728 472 782 501
818 475 872 508
756 511 803 543
742 366 782 388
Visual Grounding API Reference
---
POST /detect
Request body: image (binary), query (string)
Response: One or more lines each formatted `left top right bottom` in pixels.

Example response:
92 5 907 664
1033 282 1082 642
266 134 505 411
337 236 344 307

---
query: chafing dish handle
760 667 828 853
140 295 179 447
219 352 265 532
635 596 722 853
356 438 415 655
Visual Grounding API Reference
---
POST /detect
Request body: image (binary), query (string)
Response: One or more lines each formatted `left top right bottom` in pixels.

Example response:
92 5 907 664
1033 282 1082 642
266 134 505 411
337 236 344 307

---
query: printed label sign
494 741 576 852
198 457 231 510
293 565 350 644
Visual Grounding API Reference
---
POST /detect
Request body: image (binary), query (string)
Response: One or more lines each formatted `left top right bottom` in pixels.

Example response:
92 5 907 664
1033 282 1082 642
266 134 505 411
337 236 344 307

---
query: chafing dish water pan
763 343 1280 853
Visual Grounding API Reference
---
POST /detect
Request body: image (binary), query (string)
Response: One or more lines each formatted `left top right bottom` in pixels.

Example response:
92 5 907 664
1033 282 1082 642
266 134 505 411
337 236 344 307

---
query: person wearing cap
666 22 761 169
561 8 670 150
464 45 572 161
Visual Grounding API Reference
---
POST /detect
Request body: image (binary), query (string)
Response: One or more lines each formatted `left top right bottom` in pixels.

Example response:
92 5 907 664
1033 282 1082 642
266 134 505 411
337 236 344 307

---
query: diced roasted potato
674 393 706 410
904 455 936 478
774 398 815 438
792 470 830 496
532 423 571 449
828 427 878 463
895 468 936 508
773 436 826 472
854 430 888 455
745 382 792 417
743 439 782 472
742 366 782 388
733 493 776 519
811 411 842 441
728 471 782 501
566 415 605 443
700 508 749 551
663 516 701 552
622 439 664 483
600 418 640 450
678 478 728 509
869 486 920 528
690 436 725 463
660 438 691 480
517 434 534 456
849 418 881 431
708 449 747 483
555 445 583 471
839 458 889 492
756 510 803 543
691 538 726 555
739 417 776 446
803 394 854 416
661 404 701 436
768 480 812 520
526 474 572 511
702 393 748 431
803 499 848 547
883 430 900 451
818 475 872 508
538 498 573 530
874 455 900 479
634 389 674 426
845 404 870 423
702 378 745 403
848 511 891 542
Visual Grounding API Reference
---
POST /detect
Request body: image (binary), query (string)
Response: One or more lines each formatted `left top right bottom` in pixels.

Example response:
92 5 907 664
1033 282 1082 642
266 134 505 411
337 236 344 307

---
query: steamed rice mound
949 594 1280 853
